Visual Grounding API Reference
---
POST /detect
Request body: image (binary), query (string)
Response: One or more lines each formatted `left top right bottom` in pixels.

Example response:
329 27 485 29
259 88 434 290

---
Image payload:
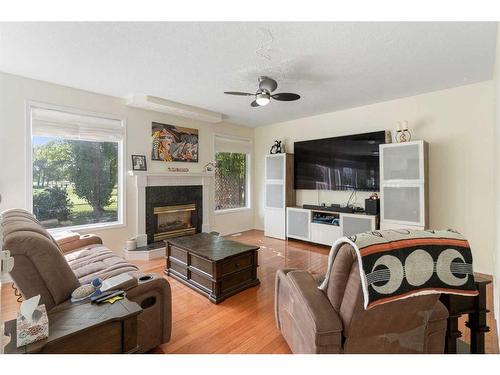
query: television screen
294 131 386 191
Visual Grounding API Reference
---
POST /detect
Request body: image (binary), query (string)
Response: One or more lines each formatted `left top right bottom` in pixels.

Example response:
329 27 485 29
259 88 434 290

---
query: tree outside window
214 152 248 210
32 136 119 228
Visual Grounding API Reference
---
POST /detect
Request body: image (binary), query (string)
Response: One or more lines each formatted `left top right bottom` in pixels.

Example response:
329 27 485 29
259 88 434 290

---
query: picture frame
151 122 199 163
131 155 147 171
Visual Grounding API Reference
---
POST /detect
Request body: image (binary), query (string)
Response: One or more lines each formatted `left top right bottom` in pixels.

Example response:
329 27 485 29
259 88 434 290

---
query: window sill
214 207 252 215
48 221 126 235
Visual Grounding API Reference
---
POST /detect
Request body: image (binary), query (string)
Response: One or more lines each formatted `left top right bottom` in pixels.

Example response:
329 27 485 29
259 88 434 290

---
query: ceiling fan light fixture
255 92 270 106
224 76 300 107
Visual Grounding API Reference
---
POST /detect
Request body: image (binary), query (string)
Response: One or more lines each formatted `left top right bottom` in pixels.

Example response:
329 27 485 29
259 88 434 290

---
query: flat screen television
294 131 387 191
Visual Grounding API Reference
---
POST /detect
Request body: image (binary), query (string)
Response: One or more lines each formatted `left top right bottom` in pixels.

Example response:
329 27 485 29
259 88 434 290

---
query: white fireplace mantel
129 170 215 236
128 170 215 179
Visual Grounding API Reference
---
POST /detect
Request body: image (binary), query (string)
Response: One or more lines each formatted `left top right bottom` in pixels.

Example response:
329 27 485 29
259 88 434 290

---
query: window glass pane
214 152 247 210
32 136 119 229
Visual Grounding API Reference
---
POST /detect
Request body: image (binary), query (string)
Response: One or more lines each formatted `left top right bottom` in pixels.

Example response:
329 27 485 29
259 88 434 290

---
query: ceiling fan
224 76 300 107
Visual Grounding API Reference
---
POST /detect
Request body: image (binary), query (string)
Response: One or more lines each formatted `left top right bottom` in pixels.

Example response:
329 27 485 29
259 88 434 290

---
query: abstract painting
151 122 199 162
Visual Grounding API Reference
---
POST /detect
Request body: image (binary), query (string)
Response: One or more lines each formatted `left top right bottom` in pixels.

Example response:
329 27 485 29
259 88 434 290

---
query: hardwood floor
1 229 498 354
149 230 329 354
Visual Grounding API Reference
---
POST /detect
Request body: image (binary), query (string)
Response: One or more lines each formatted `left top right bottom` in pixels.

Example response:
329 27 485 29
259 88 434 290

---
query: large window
29 104 124 230
214 135 251 211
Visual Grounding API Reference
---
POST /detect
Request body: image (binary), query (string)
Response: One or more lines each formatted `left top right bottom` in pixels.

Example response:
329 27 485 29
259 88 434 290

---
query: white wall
493 23 500 338
0 72 254 254
254 81 496 275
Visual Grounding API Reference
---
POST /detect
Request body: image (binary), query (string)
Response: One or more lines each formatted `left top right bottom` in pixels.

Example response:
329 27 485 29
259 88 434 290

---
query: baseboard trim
124 246 165 261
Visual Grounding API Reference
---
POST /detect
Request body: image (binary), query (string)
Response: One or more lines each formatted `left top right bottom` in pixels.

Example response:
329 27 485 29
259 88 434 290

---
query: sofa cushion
65 244 140 284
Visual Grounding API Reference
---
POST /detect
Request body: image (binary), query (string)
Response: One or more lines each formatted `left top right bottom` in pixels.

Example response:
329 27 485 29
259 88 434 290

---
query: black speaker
365 198 380 215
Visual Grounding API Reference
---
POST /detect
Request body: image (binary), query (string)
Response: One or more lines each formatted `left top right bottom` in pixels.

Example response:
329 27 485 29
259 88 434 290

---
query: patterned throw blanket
319 229 478 309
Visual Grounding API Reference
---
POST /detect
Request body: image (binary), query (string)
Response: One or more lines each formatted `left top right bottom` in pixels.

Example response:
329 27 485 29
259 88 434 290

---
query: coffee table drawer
169 245 188 263
221 269 253 293
190 272 212 292
169 260 188 277
221 253 253 276
191 254 213 276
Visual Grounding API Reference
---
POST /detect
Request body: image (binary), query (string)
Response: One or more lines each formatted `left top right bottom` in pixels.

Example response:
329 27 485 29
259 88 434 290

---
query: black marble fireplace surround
145 185 203 244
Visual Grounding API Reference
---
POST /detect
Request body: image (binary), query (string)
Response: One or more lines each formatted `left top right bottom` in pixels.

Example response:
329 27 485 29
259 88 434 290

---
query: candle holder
395 121 412 143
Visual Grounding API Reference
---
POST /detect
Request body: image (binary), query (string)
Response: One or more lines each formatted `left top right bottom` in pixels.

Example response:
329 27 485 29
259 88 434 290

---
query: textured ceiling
0 22 496 127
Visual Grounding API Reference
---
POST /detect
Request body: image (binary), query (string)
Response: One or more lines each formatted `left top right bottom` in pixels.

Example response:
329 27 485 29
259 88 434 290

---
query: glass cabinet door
266 155 284 180
287 209 310 240
265 183 284 208
381 184 424 226
381 142 422 182
342 215 374 237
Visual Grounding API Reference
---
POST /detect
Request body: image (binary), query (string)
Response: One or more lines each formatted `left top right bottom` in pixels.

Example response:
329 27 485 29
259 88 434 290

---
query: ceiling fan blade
271 93 300 101
251 100 261 107
224 91 254 96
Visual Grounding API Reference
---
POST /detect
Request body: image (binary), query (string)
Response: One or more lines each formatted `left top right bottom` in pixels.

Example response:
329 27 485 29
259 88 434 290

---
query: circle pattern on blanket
404 249 434 286
436 249 468 286
371 255 404 295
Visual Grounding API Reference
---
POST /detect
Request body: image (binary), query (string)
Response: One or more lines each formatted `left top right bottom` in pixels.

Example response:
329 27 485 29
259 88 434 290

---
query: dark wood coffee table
3 298 142 354
165 233 260 303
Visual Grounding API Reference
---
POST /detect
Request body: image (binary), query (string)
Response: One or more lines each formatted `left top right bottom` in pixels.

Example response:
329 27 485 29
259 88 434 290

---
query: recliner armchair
275 243 449 353
1 209 172 353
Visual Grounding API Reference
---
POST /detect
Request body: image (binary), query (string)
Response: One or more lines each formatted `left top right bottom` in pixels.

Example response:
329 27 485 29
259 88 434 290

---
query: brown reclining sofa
1 209 171 353
275 243 449 354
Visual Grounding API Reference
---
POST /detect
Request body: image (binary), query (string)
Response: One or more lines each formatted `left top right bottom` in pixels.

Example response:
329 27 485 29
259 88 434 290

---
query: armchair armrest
56 233 103 253
275 269 343 353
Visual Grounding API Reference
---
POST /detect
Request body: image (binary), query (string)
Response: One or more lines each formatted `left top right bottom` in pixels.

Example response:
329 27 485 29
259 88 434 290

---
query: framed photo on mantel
151 122 199 163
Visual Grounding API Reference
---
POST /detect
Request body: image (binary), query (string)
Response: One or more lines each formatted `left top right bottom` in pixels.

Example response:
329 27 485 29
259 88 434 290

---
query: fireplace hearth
145 186 202 244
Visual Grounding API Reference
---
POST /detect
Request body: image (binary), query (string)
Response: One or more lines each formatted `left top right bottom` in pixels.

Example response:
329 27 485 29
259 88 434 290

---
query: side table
439 275 491 354
3 297 142 354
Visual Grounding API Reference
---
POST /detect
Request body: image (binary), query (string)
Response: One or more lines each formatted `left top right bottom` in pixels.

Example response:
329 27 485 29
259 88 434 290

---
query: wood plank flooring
149 230 329 354
1 229 498 354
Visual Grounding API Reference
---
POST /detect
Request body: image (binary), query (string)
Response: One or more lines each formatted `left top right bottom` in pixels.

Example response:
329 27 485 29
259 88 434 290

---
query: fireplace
153 204 196 241
146 186 202 244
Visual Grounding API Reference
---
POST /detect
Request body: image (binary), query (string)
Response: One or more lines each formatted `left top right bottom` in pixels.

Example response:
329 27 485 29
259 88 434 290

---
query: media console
286 206 378 246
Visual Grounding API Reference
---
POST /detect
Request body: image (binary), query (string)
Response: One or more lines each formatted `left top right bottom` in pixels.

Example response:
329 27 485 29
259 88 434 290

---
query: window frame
213 134 252 215
26 101 127 233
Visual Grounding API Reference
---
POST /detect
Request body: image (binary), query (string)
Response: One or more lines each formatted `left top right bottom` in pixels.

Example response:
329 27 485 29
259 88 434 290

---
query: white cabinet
264 154 295 240
380 141 428 230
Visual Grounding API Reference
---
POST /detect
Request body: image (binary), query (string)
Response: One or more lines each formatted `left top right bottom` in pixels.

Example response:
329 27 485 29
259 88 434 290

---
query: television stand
287 206 378 246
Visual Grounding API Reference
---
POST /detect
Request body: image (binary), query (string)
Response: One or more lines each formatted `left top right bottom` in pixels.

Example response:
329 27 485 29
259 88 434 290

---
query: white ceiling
0 22 497 127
